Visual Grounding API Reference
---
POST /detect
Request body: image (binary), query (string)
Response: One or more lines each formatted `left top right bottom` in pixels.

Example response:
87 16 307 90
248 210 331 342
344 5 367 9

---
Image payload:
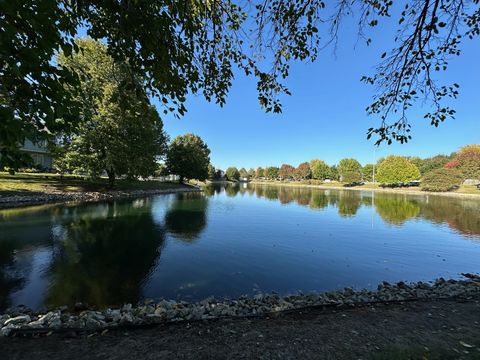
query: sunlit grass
251 179 480 195
0 172 184 195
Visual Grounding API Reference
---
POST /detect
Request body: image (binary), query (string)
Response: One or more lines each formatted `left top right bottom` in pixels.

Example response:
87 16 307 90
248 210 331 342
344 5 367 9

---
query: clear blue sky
157 17 479 170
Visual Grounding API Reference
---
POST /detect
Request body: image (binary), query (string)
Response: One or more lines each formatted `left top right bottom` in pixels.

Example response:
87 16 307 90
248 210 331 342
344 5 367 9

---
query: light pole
372 147 376 184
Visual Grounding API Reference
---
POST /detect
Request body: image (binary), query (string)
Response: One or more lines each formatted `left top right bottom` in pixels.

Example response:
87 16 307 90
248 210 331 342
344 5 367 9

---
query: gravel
1 277 479 337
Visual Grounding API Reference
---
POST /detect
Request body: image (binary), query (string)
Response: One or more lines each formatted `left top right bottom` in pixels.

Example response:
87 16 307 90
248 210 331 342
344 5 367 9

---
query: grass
250 179 480 196
0 172 184 195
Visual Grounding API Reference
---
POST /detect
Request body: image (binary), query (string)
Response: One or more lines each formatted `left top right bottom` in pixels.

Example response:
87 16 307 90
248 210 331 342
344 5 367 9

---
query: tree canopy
294 162 312 180
376 156 421 184
226 167 240 181
338 158 362 184
166 134 211 182
2 1 478 168
310 159 330 180
54 39 168 185
279 164 295 179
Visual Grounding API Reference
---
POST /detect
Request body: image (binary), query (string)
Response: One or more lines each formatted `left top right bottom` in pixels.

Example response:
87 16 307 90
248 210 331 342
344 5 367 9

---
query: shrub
422 168 464 192
376 155 421 184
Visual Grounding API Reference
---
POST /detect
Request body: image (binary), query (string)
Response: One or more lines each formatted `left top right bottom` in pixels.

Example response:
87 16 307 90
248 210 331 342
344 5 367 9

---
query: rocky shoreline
0 186 201 209
1 277 479 337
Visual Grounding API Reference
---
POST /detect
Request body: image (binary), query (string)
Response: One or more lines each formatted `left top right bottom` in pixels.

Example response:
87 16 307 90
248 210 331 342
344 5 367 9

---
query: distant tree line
215 144 479 192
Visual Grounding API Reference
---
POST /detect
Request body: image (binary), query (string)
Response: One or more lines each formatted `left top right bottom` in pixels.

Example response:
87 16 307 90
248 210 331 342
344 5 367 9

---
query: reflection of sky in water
1 184 479 310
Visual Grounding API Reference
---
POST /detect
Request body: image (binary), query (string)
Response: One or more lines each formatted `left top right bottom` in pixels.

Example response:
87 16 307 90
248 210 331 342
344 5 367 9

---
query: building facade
20 140 53 170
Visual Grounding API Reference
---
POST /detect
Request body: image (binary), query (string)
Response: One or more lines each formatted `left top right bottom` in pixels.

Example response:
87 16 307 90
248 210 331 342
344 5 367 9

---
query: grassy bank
250 180 480 198
0 172 183 196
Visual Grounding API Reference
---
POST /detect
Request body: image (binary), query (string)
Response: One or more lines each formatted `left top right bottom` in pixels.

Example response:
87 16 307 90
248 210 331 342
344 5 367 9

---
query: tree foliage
54 39 168 185
226 167 240 181
376 156 421 184
255 167 265 178
362 164 376 182
239 167 248 178
338 158 362 184
310 159 330 180
449 144 480 179
264 167 279 179
409 155 452 175
279 164 295 179
166 134 211 182
2 0 478 168
294 162 312 180
422 168 464 192
208 164 216 180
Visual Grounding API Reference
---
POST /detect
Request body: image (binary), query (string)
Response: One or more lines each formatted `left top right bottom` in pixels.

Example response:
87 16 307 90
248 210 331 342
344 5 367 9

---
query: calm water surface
1 184 479 311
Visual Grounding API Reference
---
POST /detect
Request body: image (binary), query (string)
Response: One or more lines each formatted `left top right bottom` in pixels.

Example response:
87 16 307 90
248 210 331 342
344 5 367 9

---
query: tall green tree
310 159 330 180
166 134 211 183
226 167 240 181
338 158 362 184
376 156 421 184
255 167 265 178
239 167 248 178
2 1 477 167
54 39 168 185
327 165 340 181
362 164 376 182
207 164 216 180
264 167 279 179
247 168 256 178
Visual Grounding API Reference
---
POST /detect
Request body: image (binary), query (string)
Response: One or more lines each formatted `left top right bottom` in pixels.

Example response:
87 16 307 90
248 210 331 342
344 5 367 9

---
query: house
20 140 53 170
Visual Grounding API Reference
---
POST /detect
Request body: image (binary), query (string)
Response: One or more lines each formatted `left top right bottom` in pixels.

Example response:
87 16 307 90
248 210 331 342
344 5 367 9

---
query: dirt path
2 296 480 360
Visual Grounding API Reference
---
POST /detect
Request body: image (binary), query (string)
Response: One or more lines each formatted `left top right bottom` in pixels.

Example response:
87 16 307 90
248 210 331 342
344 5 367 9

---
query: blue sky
156 16 479 170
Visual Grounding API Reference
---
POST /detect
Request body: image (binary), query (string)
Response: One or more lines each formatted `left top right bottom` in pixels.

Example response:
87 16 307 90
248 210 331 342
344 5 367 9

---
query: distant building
20 140 53 170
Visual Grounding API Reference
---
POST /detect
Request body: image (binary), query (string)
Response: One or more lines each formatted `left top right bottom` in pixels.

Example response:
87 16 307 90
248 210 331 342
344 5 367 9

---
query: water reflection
165 193 209 243
234 183 480 237
374 195 420 226
1 184 479 311
44 201 166 308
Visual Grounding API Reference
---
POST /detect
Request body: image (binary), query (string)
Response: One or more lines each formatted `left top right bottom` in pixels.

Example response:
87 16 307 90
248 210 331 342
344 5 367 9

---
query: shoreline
250 181 480 199
1 276 479 337
0 186 201 210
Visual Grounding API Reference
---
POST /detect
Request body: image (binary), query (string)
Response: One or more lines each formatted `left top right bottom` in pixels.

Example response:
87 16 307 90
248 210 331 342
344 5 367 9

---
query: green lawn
0 172 183 195
251 179 480 195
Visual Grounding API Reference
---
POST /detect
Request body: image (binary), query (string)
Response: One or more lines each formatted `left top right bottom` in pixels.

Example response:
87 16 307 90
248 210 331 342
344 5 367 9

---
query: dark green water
1 184 479 311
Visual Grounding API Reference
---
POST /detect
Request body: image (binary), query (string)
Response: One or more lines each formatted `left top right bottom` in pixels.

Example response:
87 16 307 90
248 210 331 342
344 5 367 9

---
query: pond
1 184 479 311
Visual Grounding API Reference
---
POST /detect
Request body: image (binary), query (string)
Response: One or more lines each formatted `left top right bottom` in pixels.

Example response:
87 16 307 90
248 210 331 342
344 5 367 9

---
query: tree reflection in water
1 184 479 311
374 195 420 226
165 192 209 243
44 199 165 309
0 240 26 309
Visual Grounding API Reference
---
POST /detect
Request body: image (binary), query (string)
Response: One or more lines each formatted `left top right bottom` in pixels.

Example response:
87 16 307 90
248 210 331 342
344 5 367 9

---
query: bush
376 156 421 184
421 168 464 192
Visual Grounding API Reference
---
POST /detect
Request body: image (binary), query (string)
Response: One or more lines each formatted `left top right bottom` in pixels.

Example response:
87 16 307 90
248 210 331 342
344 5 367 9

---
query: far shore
250 180 480 199
0 185 200 210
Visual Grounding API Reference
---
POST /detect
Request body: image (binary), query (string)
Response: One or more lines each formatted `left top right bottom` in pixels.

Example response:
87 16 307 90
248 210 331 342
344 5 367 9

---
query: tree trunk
106 168 115 188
